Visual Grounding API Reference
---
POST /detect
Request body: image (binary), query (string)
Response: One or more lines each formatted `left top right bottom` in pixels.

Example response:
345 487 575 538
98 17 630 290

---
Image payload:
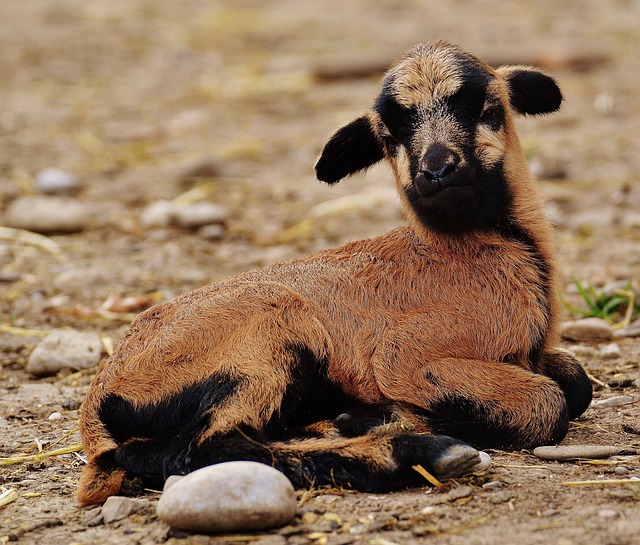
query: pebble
591 395 635 408
597 508 617 519
614 466 630 476
101 496 152 524
482 480 504 490
560 318 613 342
197 223 226 240
172 202 229 229
26 329 104 376
444 485 473 502
48 412 63 421
156 462 297 533
599 343 621 359
140 200 175 228
477 450 492 470
533 445 624 461
35 168 79 195
4 195 89 233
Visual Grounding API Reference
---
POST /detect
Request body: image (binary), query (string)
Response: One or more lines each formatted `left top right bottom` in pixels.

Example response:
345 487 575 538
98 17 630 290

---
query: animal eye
479 106 504 130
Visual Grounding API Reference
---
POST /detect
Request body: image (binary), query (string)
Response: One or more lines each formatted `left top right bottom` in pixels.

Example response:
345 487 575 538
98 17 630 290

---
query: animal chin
413 174 473 201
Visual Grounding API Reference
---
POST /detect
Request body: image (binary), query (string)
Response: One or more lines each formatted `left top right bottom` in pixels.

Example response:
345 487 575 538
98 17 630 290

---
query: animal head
315 41 562 234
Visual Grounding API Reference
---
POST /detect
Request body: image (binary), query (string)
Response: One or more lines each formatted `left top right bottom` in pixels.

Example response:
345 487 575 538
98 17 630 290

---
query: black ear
499 67 563 116
315 115 384 184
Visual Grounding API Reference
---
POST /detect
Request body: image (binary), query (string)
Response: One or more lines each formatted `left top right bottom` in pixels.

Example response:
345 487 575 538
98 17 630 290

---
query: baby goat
77 41 592 506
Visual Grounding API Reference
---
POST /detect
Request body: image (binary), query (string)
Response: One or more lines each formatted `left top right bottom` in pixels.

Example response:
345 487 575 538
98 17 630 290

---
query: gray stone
101 496 152 524
26 329 104 376
173 202 228 229
35 168 79 195
156 461 297 533
533 444 625 461
560 318 614 341
4 195 89 233
599 342 622 359
591 395 635 408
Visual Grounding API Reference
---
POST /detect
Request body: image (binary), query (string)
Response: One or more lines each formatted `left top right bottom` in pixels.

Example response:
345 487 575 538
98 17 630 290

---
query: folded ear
497 66 563 116
315 114 384 184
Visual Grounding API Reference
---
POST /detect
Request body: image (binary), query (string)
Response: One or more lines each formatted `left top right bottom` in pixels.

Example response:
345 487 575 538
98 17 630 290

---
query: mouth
413 173 472 199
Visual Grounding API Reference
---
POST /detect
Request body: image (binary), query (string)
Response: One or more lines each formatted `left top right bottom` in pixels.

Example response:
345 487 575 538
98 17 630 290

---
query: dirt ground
1 1 639 544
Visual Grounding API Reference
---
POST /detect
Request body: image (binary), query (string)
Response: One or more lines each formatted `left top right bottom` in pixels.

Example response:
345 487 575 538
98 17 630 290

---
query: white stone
140 200 175 228
599 343 622 359
477 451 492 470
172 202 228 229
560 318 614 342
35 168 79 195
4 195 88 233
48 412 63 421
156 461 297 533
26 329 104 376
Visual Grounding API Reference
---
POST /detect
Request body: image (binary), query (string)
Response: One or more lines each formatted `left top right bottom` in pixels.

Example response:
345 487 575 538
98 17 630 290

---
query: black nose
420 145 460 181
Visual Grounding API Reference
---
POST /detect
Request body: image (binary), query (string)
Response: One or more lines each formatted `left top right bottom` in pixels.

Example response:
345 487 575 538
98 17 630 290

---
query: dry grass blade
0 323 49 337
0 444 83 467
0 226 63 256
412 464 444 488
562 478 640 486
0 488 19 509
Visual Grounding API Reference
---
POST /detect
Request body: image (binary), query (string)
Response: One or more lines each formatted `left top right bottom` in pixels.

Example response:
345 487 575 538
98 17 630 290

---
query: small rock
101 496 152 524
254 536 288 545
35 168 79 195
4 195 89 233
61 399 81 411
533 444 625 461
599 343 621 359
444 485 473 502
482 480 504 490
179 158 222 187
48 412 63 421
140 200 175 228
591 395 635 408
477 451 492 470
614 466 629 476
488 491 515 504
597 508 618 519
172 202 228 229
622 423 640 435
26 329 104 376
560 318 613 341
607 377 634 388
156 461 297 533
197 223 225 240
83 506 104 527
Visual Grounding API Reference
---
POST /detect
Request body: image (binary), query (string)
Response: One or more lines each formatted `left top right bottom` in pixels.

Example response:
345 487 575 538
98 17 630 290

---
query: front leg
538 349 592 420
373 351 570 450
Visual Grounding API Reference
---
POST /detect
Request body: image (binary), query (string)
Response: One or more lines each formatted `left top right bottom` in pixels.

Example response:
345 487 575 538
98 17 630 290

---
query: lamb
77 40 592 506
